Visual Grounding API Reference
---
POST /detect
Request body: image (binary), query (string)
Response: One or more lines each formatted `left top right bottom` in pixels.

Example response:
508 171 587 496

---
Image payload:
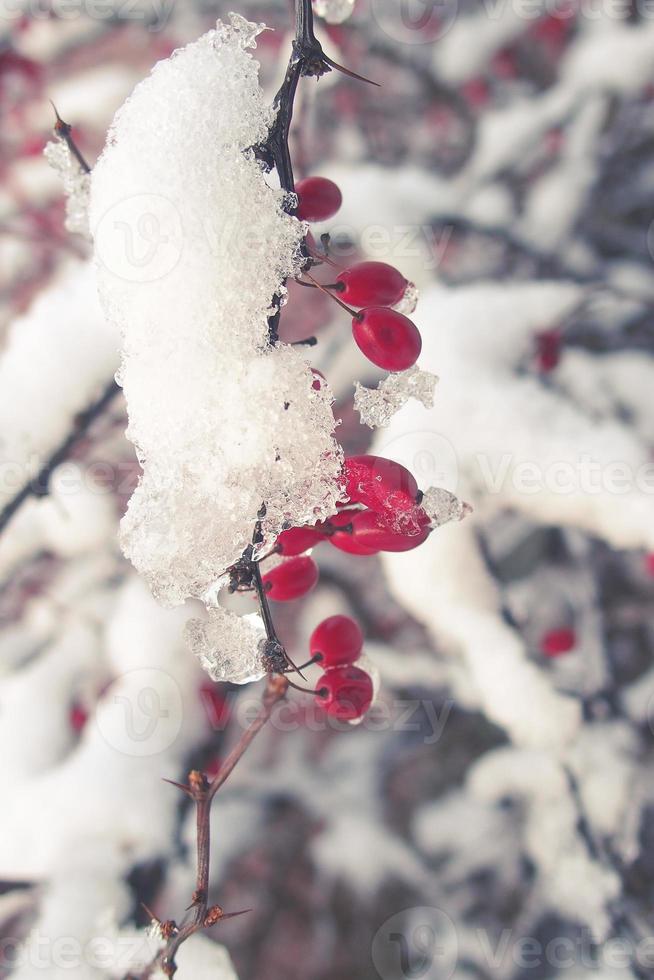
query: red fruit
315 665 373 720
645 553 654 578
276 525 324 556
263 556 319 601
310 615 363 668
311 368 326 391
350 510 430 552
69 702 88 733
322 509 379 556
536 329 562 372
343 455 419 512
335 262 408 307
540 628 576 658
296 177 342 222
352 307 422 371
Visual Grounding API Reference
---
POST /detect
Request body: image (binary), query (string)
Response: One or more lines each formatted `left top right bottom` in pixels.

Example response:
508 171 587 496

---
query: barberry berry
310 614 363 668
342 454 419 512
276 525 324 556
315 665 373 720
348 509 430 552
296 176 342 222
352 307 422 371
335 261 407 307
263 556 319 601
322 509 379 555
540 627 576 657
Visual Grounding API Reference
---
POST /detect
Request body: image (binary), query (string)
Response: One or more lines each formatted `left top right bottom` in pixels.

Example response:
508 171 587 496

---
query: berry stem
303 270 362 319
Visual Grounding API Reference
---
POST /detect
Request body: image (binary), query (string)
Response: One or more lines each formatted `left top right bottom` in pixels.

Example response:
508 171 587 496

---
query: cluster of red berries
295 176 422 372
260 455 434 719
262 453 431 599
310 615 373 721
259 178 434 724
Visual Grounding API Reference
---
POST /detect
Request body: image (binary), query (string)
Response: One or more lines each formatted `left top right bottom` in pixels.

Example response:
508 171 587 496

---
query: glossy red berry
349 509 430 553
296 177 342 222
535 328 562 372
540 627 576 658
310 615 363 668
335 262 408 307
343 455 419 512
276 525 324 556
352 307 422 371
315 665 373 720
263 556 319 601
322 509 379 556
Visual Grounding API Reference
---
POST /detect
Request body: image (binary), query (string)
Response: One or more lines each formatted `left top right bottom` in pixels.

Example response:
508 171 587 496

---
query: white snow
90 16 343 609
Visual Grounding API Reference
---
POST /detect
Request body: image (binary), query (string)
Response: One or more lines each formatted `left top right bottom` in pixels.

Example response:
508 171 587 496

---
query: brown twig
134 674 289 978
0 379 121 535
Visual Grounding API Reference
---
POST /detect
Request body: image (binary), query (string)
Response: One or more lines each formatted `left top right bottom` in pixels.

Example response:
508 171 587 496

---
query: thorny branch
0 379 120 535
133 675 289 979
131 2 350 974
0 108 107 538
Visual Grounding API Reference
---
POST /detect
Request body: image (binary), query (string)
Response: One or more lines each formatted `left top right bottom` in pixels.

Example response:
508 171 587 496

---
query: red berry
352 307 422 371
263 556 319 601
343 455 419 512
315 665 373 720
69 702 88 733
540 628 576 658
276 525 324 556
322 509 379 556
335 262 408 307
311 368 326 391
296 177 342 222
645 553 654 577
310 615 363 668
536 329 562 372
349 509 430 552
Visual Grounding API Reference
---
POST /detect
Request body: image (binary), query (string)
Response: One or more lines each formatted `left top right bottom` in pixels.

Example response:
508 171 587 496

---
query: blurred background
2 1 654 978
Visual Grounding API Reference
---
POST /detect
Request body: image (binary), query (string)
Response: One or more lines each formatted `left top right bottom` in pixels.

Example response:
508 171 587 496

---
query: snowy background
2 0 654 978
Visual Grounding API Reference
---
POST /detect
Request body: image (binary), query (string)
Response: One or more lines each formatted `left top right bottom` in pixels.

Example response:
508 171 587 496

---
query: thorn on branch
161 777 194 797
49 99 92 173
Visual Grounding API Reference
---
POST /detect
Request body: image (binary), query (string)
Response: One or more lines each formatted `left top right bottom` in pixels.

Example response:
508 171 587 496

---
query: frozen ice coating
354 366 438 428
421 487 471 528
185 607 267 685
43 139 91 237
90 16 343 606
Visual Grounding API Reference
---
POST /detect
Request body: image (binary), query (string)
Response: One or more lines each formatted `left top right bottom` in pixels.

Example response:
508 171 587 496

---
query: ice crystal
422 487 472 528
90 17 343 606
185 607 267 685
313 0 356 24
354 367 438 428
44 139 91 237
394 280 419 315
